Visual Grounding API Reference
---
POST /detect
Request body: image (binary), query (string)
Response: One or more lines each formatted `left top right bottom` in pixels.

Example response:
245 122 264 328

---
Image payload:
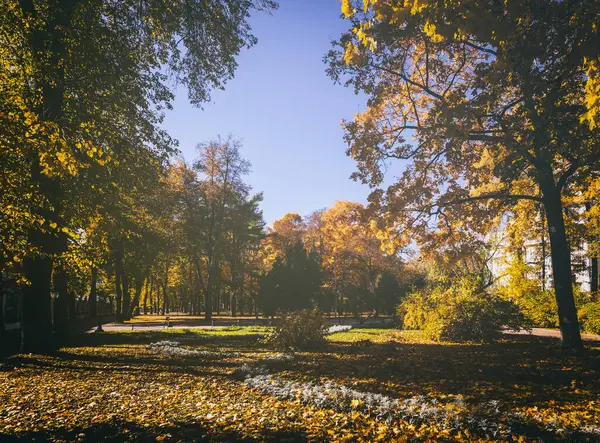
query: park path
87 323 228 333
90 319 600 341
503 327 600 341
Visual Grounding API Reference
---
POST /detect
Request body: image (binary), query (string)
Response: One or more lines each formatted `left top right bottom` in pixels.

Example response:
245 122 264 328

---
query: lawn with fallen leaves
1 327 599 442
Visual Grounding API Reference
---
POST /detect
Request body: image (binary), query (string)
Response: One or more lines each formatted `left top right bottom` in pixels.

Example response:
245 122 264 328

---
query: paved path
503 327 600 341
87 323 228 333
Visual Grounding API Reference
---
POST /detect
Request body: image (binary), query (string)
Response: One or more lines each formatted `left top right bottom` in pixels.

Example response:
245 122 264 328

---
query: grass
123 315 264 324
108 325 272 338
1 327 599 442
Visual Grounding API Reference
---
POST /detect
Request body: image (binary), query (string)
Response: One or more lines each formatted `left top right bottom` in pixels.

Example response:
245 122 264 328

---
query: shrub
428 293 529 342
268 309 327 350
496 259 559 327
497 259 595 328
398 276 529 342
397 285 443 331
579 302 600 335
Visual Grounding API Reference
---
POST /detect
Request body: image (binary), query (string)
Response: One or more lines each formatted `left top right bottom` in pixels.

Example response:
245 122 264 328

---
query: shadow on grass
0 419 307 442
3 331 600 442
268 334 600 408
52 330 600 407
9 352 239 378
68 330 267 349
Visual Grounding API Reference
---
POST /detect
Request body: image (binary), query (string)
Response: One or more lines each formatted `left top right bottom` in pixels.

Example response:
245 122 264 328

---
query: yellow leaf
341 0 353 18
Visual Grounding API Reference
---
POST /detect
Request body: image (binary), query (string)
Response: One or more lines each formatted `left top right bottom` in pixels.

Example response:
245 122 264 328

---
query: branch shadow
0 419 308 442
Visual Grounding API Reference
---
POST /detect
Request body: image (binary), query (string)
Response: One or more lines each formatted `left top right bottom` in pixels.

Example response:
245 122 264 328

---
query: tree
327 0 600 350
320 201 402 315
375 271 405 316
261 213 306 269
224 193 264 317
1 0 275 351
258 241 322 315
192 137 253 320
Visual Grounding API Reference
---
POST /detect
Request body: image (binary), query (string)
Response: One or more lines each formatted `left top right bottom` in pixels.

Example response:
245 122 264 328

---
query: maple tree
327 0 600 350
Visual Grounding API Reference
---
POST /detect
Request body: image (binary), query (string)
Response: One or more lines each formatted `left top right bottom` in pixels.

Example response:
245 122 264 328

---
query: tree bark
21 256 54 353
162 285 169 314
131 276 144 318
53 268 70 341
122 270 131 320
0 290 4 336
592 257 599 296
585 202 599 295
68 290 76 321
143 277 150 315
204 262 214 321
114 246 124 322
216 273 222 315
230 290 237 318
89 266 97 318
541 180 583 350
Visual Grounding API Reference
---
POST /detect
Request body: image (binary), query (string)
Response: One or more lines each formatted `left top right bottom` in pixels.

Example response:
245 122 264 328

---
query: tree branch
372 64 445 102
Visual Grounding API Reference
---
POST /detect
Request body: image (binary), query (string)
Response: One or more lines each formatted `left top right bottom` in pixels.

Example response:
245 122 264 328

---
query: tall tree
327 0 600 350
1 0 275 351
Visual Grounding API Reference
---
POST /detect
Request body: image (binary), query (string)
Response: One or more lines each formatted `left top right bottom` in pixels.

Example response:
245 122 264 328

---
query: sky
161 0 371 225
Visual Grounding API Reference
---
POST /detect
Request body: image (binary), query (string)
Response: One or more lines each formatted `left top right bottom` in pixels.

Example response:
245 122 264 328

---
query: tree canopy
327 0 600 350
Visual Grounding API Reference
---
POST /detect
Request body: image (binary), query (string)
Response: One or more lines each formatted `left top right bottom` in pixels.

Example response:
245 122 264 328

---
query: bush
497 258 595 328
268 309 327 350
398 277 529 342
496 259 559 327
579 302 600 335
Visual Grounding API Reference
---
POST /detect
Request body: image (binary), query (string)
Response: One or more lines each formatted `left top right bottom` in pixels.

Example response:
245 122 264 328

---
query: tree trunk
0 290 4 336
540 205 547 291
194 258 207 317
205 264 214 321
143 277 151 315
122 270 131 320
115 246 124 323
53 269 70 341
592 257 599 296
89 267 98 318
131 276 143 318
216 273 222 315
162 285 168 315
156 282 161 314
585 202 599 295
542 182 583 350
230 290 237 318
68 290 76 321
21 256 54 353
18 0 78 354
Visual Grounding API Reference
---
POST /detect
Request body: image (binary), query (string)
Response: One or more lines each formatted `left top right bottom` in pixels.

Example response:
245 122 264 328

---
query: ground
0 325 599 442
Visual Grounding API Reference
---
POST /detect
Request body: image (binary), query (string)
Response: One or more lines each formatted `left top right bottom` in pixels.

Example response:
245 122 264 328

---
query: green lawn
0 327 599 442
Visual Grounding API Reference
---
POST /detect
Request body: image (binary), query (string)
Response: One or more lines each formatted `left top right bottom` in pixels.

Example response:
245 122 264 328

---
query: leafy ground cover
0 327 599 442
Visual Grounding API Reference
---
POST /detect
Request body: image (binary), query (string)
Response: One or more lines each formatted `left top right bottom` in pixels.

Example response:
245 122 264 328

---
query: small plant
267 309 327 350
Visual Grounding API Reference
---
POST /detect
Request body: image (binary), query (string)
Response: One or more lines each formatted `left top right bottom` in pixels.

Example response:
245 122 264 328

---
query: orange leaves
343 41 360 65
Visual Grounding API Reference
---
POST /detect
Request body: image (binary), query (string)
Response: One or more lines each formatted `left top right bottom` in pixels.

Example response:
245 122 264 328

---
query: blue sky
161 0 370 225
